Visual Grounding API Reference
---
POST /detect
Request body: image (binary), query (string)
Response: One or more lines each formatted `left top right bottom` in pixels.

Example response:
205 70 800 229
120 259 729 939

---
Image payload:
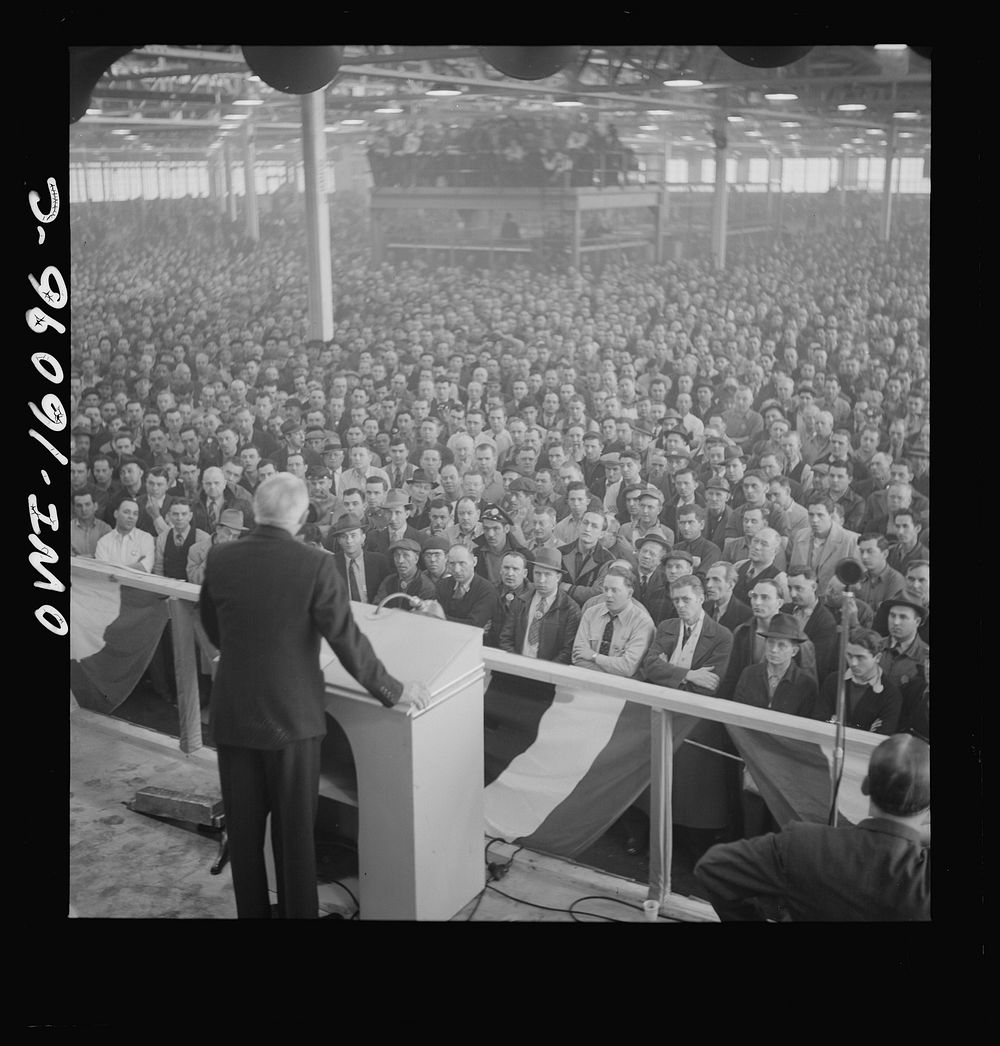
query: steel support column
881 127 896 242
710 118 729 270
242 122 260 242
301 90 335 342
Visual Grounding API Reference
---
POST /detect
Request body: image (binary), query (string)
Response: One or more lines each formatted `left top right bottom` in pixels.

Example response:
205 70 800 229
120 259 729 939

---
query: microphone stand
829 586 857 827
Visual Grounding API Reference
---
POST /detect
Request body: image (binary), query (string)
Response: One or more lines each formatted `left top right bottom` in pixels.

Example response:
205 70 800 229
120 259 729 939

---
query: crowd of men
69 194 930 854
367 112 640 189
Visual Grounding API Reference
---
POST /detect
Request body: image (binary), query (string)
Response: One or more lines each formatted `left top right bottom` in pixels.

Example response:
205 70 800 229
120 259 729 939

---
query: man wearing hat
499 548 581 664
877 595 928 733
367 488 426 556
731 613 818 717
373 537 438 610
474 504 526 584
599 452 623 516
419 534 451 586
405 468 437 530
620 487 674 554
273 419 321 472
695 733 931 921
632 532 673 625
703 476 735 551
186 508 247 585
328 514 391 605
304 466 339 531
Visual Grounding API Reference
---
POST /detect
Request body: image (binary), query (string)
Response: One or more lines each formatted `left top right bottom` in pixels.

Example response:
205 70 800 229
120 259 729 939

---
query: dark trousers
217 737 322 919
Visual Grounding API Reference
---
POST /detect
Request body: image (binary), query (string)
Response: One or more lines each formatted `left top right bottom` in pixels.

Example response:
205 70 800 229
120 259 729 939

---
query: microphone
834 558 863 587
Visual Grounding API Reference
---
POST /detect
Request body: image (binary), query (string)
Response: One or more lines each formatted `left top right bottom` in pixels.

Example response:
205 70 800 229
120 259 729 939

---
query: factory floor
69 684 717 922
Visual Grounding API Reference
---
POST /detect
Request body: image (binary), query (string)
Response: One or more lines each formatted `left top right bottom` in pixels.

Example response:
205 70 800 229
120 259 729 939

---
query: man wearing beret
373 537 438 610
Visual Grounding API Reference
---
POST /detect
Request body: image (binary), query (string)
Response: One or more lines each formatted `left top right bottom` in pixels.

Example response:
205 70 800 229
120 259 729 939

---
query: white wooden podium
315 603 485 920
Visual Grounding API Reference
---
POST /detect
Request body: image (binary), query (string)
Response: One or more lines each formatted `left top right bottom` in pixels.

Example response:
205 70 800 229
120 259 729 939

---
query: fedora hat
881 595 929 620
217 509 248 532
331 513 366 535
757 613 807 642
526 547 566 574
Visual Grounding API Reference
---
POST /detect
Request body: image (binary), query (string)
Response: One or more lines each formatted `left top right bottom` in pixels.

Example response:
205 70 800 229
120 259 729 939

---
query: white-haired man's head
254 472 309 533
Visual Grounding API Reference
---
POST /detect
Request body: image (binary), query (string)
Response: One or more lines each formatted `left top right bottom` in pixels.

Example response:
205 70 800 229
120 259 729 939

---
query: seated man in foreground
693 734 930 921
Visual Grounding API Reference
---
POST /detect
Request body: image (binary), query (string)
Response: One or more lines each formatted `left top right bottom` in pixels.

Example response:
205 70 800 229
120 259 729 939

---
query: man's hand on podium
398 680 433 716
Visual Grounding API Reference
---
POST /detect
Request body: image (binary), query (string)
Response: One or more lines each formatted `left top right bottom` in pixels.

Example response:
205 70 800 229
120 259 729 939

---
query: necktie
574 548 583 579
639 575 648 597
528 598 548 647
682 623 692 646
394 467 403 488
209 499 219 527
598 614 616 656
710 601 720 620
348 559 362 601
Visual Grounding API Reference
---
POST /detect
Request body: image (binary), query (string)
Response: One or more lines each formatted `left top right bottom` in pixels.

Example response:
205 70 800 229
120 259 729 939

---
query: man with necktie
572 566 654 678
641 572 735 852
329 514 390 604
499 547 582 664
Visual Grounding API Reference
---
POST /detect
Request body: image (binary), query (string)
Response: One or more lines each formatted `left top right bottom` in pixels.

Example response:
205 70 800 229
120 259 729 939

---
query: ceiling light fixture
726 115 745 122
874 43 908 51
341 118 365 125
111 129 130 135
764 92 798 101
663 78 703 87
553 98 583 106
898 132 915 138
893 111 920 119
374 107 403 114
639 124 660 131
865 128 883 135
647 109 673 115
85 107 101 116
779 121 801 127
232 98 264 106
426 84 462 96
837 103 867 111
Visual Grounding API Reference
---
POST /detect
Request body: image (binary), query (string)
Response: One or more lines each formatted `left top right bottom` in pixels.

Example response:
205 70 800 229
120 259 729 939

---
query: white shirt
521 590 551 658
95 527 155 573
669 612 706 669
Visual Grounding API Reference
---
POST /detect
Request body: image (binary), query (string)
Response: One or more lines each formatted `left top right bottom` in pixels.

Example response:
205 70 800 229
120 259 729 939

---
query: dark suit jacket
372 569 438 608
705 596 753 634
134 493 178 537
558 540 615 606
694 817 930 921
200 525 403 749
781 601 839 682
640 616 733 692
814 672 902 734
331 549 391 604
636 568 675 626
731 661 818 718
365 524 427 557
705 507 735 551
486 580 533 648
499 587 581 664
718 619 818 702
435 574 501 631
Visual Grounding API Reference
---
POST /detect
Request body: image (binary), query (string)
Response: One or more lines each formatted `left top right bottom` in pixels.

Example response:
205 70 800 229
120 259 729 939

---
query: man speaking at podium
201 473 432 918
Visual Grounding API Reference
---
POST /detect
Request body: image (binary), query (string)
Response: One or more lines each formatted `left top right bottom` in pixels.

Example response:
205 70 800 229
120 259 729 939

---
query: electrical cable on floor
476 842 669 922
323 878 359 919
